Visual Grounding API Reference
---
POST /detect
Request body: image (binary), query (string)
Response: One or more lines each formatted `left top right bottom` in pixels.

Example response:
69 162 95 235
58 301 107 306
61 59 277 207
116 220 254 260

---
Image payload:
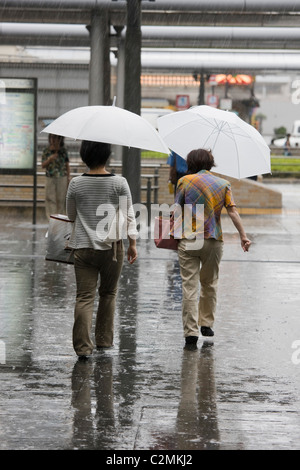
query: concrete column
113 27 125 162
198 72 205 105
114 26 125 109
122 0 141 205
88 10 110 106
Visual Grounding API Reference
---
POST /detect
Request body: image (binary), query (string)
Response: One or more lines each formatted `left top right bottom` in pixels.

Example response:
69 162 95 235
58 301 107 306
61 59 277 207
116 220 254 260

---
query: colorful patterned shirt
41 146 69 178
174 170 236 241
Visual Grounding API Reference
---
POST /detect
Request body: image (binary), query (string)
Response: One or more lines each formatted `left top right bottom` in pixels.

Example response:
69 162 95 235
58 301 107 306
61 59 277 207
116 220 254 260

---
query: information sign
0 78 37 174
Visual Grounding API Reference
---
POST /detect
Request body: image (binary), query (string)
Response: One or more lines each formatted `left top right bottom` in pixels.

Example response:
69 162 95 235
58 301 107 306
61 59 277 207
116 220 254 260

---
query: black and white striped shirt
66 173 136 250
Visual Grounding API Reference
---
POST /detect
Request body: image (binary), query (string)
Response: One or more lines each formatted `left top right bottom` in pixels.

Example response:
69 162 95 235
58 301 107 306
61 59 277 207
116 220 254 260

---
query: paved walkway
0 183 300 451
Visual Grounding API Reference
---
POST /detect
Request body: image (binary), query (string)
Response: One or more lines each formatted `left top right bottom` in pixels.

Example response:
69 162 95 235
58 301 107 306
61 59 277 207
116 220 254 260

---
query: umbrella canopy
41 105 170 155
157 105 271 179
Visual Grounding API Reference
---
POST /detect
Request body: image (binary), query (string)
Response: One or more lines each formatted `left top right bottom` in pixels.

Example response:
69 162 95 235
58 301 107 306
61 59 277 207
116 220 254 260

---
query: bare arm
226 206 252 252
127 237 138 264
120 178 138 264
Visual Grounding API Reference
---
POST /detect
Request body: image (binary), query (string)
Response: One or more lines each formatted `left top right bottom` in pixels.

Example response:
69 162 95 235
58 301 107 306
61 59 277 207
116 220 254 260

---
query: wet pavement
0 183 300 451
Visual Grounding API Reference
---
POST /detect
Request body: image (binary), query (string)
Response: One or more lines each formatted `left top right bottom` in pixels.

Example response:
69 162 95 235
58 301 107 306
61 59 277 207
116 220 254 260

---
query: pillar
88 10 110 106
122 0 141 205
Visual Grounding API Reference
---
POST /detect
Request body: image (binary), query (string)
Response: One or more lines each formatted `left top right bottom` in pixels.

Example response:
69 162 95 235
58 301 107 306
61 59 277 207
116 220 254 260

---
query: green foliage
141 151 168 160
273 126 287 138
271 157 300 172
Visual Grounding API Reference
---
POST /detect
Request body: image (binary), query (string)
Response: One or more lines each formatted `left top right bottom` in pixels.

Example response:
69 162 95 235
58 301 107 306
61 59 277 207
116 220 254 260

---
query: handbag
45 214 74 264
154 216 178 250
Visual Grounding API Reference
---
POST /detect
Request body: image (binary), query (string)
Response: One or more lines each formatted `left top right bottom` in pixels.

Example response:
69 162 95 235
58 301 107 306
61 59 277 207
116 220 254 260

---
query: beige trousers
73 244 124 356
178 238 223 337
45 176 68 219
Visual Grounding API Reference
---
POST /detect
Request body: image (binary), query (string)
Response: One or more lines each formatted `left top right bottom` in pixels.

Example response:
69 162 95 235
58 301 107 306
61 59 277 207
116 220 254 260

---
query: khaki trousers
73 244 124 356
178 238 223 337
45 176 68 219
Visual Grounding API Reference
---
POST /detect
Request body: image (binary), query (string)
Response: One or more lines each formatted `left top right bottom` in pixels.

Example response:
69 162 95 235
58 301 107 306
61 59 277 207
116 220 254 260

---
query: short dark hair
80 140 111 169
186 149 216 173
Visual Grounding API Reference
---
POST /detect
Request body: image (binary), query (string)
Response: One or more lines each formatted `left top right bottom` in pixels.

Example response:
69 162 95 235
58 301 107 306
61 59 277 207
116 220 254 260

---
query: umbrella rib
208 120 241 177
202 126 219 150
224 122 241 178
204 119 227 152
194 116 222 150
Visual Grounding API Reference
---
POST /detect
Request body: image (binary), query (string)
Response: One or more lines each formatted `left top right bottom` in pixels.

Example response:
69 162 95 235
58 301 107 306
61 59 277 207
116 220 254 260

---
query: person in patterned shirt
174 148 251 348
41 133 70 219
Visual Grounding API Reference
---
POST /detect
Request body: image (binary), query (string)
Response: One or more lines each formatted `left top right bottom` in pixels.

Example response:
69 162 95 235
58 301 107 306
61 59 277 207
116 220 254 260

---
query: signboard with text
0 78 37 174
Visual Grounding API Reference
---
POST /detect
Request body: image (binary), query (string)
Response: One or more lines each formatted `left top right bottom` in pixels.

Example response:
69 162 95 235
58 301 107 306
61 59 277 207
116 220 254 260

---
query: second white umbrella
157 105 271 179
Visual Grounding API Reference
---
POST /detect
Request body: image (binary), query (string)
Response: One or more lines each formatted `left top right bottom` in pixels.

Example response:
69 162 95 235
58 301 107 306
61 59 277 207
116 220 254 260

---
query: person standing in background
167 151 188 192
42 133 70 219
284 133 292 156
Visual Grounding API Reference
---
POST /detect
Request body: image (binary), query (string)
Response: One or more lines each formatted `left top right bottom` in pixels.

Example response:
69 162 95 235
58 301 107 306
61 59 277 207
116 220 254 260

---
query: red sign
208 74 218 86
176 95 190 109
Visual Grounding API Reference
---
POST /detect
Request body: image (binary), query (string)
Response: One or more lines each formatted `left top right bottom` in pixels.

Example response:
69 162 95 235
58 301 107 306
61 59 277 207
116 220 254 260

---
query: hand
49 152 58 162
127 245 138 264
241 237 251 252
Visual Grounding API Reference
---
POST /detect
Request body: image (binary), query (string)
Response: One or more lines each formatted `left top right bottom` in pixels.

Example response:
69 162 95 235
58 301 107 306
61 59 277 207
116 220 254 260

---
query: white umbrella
157 105 271 179
41 104 170 155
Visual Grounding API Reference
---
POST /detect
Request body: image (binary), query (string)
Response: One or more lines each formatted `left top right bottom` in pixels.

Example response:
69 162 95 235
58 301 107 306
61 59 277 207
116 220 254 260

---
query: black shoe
185 336 198 345
200 326 214 337
77 354 91 361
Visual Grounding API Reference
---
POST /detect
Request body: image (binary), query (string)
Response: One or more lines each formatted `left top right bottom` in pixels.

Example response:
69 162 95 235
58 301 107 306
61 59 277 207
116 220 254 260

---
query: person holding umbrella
167 150 188 192
66 140 138 359
174 148 251 348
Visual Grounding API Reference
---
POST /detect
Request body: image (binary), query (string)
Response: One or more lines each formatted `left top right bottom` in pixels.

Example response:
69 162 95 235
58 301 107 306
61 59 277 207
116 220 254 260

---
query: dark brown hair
186 149 216 173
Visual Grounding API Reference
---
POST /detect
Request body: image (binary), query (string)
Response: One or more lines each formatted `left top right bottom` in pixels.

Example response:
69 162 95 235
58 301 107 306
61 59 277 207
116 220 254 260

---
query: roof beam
1 0 300 26
2 23 300 49
2 0 300 12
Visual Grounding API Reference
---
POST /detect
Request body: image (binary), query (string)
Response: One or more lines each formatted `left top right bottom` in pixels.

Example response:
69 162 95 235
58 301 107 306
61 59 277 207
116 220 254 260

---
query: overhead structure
1 0 300 26
3 23 300 50
138 49 300 73
2 0 300 199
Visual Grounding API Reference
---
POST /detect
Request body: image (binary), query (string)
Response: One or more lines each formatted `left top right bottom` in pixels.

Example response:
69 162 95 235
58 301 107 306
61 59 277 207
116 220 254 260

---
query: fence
0 160 165 224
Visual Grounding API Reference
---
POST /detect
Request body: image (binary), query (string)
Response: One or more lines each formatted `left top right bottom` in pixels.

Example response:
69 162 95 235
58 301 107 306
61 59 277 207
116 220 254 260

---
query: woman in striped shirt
66 140 137 359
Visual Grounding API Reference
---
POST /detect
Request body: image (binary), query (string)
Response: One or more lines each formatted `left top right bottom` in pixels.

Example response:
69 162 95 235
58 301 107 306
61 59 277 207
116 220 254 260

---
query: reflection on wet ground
0 184 300 450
